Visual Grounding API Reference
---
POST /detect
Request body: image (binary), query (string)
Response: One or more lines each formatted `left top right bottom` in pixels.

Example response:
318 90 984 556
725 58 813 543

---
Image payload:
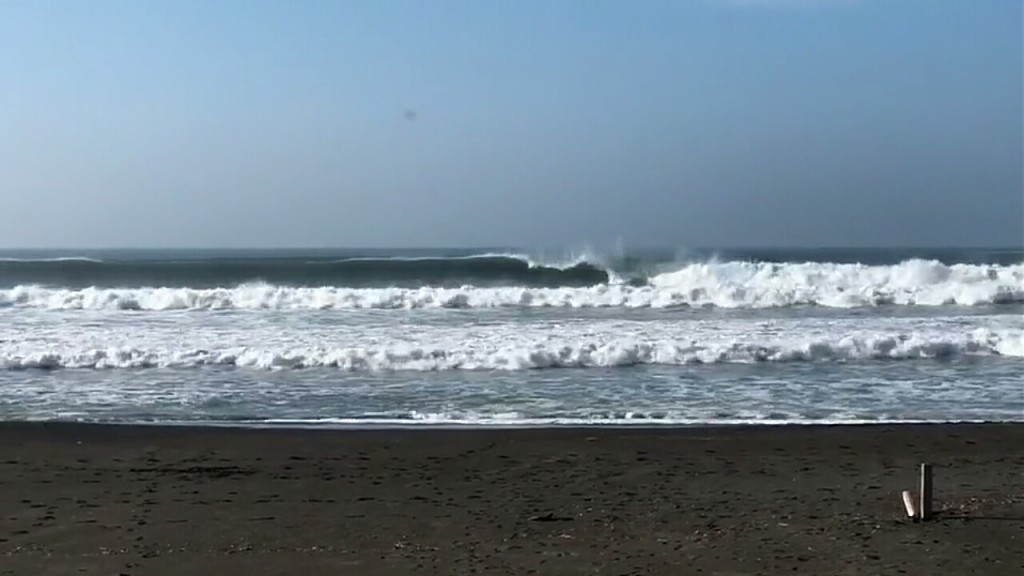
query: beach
2 423 1022 575
4 0 1021 572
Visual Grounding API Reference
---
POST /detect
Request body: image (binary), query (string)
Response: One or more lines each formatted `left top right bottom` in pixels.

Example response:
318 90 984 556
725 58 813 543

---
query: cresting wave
2 260 1021 309
1 328 1019 370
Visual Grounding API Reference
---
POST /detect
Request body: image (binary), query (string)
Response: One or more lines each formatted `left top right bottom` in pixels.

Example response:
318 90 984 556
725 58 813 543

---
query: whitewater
0 248 1021 426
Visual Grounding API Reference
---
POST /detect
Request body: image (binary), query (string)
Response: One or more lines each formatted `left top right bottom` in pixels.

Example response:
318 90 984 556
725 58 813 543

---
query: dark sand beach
1 423 1022 575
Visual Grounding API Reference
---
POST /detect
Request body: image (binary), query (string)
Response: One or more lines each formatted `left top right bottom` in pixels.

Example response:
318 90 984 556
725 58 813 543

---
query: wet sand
1 423 1022 575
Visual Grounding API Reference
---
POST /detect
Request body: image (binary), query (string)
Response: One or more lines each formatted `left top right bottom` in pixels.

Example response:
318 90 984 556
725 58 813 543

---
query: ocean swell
0 254 608 289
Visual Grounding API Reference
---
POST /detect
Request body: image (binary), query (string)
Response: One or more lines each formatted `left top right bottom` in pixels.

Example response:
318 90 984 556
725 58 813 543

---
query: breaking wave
1 259 1020 309
1 327 1019 370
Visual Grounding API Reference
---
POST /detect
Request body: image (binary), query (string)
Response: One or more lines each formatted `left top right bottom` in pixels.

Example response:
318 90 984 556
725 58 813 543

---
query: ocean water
0 247 1021 426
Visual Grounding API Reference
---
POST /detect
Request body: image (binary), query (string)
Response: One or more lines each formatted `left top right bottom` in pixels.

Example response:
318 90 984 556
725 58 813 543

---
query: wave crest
1 260 1020 310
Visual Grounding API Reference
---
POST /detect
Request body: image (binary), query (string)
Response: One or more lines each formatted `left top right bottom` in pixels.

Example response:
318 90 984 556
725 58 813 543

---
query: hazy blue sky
1 0 1020 248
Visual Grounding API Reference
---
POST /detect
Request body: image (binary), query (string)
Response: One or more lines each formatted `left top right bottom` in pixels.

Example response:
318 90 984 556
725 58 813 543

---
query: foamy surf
1 326 1018 370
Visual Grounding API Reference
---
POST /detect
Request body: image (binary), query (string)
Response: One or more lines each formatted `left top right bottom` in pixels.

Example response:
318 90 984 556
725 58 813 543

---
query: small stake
901 490 918 520
919 463 933 521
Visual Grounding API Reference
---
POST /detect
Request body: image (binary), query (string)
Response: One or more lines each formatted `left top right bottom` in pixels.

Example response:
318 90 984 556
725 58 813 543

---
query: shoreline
4 419 1022 436
2 418 1018 431
3 422 1023 575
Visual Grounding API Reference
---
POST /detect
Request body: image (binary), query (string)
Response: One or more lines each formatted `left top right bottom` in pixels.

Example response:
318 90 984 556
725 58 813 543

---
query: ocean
0 247 1021 426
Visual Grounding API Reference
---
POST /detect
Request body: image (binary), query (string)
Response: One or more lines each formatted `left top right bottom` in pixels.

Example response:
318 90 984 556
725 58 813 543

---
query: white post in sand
919 463 933 521
901 490 917 519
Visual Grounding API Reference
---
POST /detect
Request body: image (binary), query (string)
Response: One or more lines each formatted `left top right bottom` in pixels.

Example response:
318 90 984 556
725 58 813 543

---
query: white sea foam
2 259 1018 310
1 325 1017 370
2 303 1019 424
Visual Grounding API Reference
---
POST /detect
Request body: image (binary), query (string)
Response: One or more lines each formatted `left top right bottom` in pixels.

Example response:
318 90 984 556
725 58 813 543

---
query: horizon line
0 245 1020 252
